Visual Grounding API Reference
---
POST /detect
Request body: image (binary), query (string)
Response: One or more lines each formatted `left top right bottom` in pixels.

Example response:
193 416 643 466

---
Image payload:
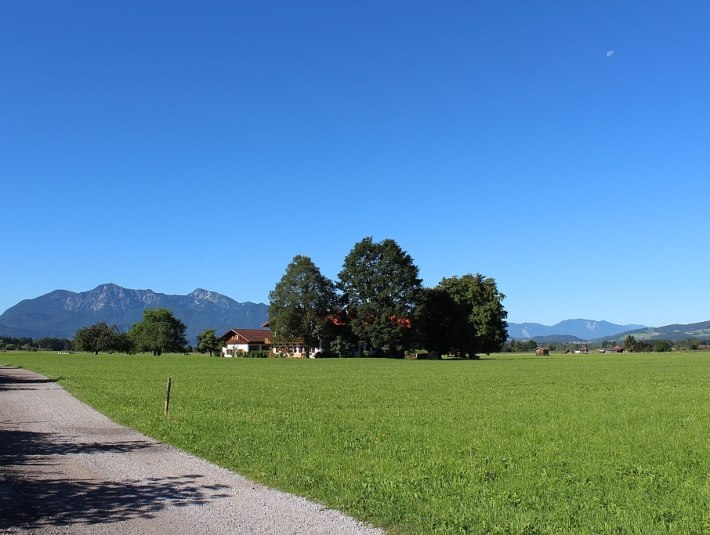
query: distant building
219 328 272 355
218 327 320 358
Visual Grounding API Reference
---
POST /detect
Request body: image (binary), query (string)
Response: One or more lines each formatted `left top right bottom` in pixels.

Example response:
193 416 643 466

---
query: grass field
4 351 709 534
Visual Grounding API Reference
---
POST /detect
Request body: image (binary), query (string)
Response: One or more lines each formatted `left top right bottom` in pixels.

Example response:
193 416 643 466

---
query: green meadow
4 351 709 534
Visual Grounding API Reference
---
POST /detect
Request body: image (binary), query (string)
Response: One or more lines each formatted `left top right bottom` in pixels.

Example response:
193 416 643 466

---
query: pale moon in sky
606 50 615 58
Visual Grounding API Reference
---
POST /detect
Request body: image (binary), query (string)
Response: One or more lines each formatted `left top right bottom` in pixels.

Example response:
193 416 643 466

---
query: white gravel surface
0 365 384 534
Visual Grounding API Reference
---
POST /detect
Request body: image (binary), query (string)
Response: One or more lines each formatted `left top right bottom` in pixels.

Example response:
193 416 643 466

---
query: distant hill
524 334 586 344
0 284 269 343
508 319 646 341
611 320 710 342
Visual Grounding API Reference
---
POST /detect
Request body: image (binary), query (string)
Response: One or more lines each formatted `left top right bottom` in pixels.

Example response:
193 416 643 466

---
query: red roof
219 328 272 344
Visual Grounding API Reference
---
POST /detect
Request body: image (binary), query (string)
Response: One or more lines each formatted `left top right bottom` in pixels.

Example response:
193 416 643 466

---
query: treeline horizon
2 335 707 355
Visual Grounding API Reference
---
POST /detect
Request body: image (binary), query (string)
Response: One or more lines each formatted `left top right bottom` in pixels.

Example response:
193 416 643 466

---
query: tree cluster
72 308 187 355
623 335 674 353
499 336 696 354
74 322 128 354
0 336 72 352
269 237 508 358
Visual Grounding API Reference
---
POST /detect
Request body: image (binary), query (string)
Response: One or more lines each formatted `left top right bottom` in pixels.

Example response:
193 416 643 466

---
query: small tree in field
73 322 123 354
624 335 637 353
129 308 187 355
197 328 220 356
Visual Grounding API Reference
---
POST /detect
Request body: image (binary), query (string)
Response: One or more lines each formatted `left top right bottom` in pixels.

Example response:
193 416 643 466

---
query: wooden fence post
164 377 172 417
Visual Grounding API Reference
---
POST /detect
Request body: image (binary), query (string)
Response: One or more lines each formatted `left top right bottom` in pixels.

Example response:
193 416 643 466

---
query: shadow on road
0 365 60 392
0 366 232 531
1 471 232 530
0 428 155 466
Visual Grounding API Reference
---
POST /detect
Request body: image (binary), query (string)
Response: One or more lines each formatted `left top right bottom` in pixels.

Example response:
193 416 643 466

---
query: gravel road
0 365 384 534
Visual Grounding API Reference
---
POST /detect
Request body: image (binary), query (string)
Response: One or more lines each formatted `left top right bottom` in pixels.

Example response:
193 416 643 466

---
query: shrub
244 350 271 359
654 340 672 353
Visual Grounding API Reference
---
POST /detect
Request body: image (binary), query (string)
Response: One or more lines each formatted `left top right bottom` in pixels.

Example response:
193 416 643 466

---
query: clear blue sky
2 1 708 327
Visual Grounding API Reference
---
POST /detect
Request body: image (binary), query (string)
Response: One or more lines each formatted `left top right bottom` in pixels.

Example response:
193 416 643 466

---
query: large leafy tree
269 255 338 356
413 287 459 358
338 237 422 356
434 274 508 357
129 308 187 355
73 322 126 354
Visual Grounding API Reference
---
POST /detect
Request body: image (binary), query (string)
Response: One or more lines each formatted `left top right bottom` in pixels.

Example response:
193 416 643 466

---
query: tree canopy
129 308 187 355
624 335 637 353
196 328 220 356
413 287 461 358
73 322 130 354
36 337 73 351
442 274 508 356
338 237 422 356
416 274 508 358
269 255 338 356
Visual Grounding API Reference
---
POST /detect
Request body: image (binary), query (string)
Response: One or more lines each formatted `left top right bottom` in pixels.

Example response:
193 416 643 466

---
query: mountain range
0 284 268 343
507 319 710 343
1 284 708 344
507 320 646 341
616 320 710 342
